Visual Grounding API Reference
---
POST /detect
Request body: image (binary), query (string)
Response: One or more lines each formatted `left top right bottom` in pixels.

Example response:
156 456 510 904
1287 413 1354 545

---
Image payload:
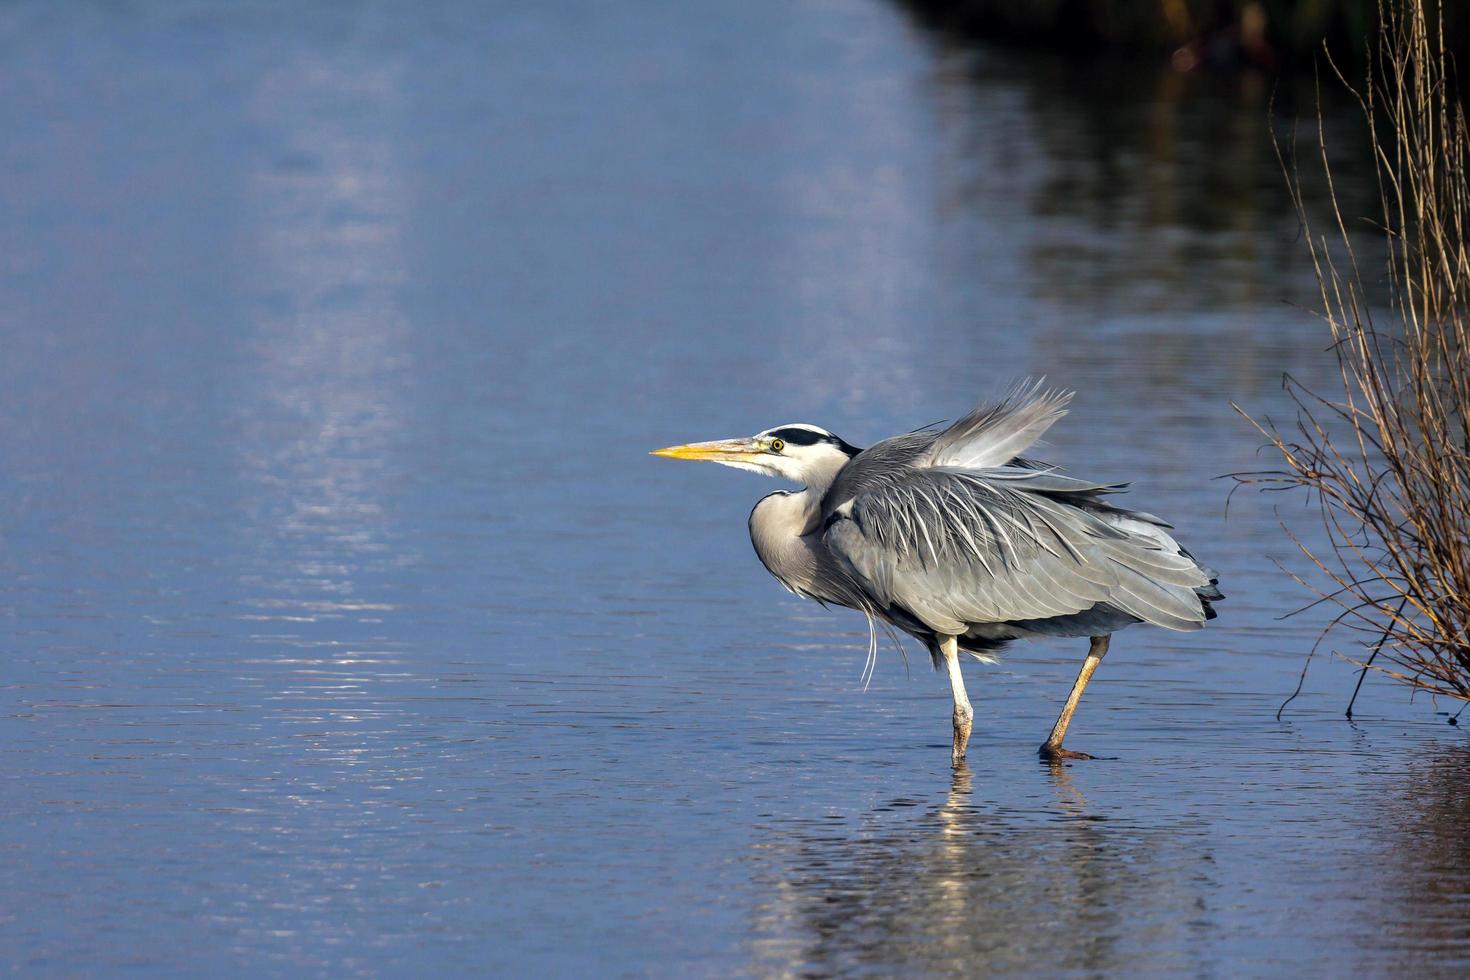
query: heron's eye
770 438 785 453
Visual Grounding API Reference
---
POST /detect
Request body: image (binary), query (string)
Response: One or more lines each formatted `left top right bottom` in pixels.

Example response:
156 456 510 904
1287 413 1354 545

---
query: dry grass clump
1237 0 1470 709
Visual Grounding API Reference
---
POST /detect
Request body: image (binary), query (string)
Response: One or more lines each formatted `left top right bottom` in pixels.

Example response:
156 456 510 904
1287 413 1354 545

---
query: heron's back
816 393 1222 652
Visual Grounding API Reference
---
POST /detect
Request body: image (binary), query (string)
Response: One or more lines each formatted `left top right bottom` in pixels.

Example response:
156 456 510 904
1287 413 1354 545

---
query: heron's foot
1038 743 1095 763
951 705 973 766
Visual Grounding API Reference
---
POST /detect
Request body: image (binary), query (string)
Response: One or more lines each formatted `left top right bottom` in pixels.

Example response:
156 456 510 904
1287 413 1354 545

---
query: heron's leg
940 635 973 765
1039 634 1110 762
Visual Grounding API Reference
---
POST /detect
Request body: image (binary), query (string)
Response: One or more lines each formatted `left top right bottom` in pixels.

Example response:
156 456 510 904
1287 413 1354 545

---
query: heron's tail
1194 562 1225 620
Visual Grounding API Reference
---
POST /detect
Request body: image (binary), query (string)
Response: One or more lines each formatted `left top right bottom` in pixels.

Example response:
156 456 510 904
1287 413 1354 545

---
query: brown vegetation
1237 0 1470 707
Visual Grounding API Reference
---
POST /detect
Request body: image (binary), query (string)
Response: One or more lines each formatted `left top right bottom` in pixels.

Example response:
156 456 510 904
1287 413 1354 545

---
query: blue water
1 1 1466 975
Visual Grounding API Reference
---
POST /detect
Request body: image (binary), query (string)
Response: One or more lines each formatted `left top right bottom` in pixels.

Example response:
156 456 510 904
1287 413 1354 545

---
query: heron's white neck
785 451 849 502
749 490 822 599
747 455 851 602
772 453 846 536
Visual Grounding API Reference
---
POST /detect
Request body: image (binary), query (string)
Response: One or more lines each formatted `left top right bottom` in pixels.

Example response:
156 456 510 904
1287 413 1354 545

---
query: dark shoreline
896 0 1468 71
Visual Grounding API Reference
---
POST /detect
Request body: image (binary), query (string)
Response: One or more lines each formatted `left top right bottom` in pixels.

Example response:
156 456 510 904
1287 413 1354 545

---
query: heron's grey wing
823 429 936 507
823 466 1212 636
820 382 1071 521
922 381 1072 470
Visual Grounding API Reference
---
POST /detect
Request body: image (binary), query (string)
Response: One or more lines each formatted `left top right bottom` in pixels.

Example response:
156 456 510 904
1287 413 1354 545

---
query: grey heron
652 385 1222 764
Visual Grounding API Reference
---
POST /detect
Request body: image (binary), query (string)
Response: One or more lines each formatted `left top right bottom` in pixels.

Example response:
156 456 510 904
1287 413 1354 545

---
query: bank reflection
1367 745 1470 972
919 27 1382 317
748 765 1212 975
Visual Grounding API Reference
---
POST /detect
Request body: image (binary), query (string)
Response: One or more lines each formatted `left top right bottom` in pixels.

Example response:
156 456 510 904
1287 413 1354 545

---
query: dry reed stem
1236 0 1470 706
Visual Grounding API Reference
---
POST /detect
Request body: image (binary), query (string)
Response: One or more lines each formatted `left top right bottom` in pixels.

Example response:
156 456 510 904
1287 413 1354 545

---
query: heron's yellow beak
650 437 763 462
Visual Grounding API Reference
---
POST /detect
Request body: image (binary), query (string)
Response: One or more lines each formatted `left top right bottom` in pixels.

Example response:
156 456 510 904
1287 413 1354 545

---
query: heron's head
651 424 860 487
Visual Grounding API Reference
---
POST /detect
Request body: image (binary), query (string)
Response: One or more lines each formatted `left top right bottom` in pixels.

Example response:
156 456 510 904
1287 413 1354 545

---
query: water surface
1 1 1466 975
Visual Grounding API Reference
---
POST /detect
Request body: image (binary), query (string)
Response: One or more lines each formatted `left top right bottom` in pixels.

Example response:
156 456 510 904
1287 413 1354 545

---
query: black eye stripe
762 426 861 458
767 427 827 446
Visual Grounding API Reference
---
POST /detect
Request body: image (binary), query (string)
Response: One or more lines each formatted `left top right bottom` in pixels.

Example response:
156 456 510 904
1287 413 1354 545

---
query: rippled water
2 1 1467 975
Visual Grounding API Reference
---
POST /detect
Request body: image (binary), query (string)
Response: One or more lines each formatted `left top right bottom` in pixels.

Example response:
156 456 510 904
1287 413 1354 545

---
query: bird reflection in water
746 764 1212 976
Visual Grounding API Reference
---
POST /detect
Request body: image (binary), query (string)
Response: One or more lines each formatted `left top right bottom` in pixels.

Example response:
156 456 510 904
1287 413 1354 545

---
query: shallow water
1 1 1466 975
